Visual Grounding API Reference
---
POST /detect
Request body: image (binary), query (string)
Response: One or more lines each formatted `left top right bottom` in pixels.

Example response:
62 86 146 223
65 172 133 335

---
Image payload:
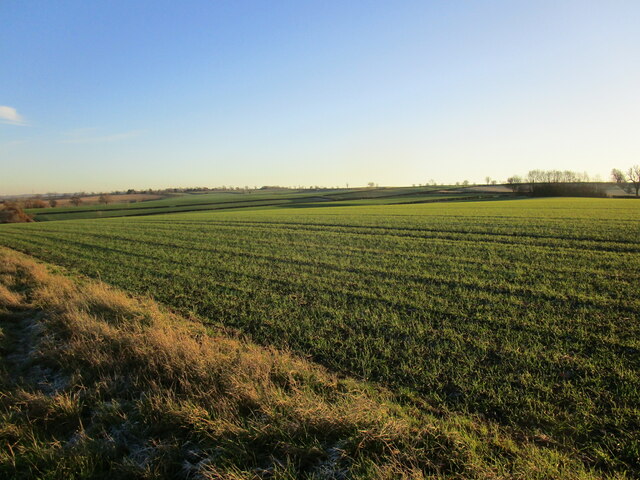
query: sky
2 0 640 195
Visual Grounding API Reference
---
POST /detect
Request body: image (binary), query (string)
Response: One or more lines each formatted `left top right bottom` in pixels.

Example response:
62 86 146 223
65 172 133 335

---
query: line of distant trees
503 167 639 197
506 169 592 186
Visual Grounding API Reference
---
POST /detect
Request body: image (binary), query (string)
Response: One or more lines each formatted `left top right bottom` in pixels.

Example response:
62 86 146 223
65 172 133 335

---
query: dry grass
0 284 23 308
0 203 33 224
0 247 617 479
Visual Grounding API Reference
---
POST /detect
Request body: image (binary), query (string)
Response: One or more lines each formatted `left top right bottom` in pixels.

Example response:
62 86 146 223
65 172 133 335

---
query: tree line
504 166 639 197
506 169 592 185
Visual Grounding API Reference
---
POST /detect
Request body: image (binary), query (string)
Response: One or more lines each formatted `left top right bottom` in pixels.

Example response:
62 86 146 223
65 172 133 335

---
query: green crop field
1 197 639 475
25 186 480 221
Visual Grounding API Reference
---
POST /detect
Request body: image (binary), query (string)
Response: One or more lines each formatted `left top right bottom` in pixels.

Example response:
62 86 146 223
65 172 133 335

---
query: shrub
0 203 33 223
23 198 47 209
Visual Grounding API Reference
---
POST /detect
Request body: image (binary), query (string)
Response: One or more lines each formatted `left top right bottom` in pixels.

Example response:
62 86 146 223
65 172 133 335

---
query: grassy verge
0 247 612 479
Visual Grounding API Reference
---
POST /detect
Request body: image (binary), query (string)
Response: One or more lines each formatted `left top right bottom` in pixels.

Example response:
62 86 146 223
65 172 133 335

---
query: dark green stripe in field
2 197 639 474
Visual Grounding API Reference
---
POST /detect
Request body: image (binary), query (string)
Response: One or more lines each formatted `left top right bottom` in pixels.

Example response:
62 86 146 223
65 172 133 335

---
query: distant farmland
1 197 639 475
24 186 490 221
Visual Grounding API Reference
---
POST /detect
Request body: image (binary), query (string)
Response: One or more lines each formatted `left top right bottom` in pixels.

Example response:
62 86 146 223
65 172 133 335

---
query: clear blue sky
2 0 639 194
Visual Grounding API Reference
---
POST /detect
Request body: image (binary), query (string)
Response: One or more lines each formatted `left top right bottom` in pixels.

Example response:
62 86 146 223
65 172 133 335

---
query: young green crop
1 197 639 474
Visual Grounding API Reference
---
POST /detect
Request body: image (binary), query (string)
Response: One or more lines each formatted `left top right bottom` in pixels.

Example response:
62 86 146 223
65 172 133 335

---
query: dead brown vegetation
22 198 47 209
0 203 33 223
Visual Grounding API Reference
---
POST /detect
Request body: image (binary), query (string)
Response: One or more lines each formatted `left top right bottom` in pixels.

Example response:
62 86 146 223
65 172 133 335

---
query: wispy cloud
0 106 27 126
60 129 144 144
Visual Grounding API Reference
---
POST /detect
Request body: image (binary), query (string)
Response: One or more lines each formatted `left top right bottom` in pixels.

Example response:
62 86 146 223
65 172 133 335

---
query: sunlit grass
1 197 639 474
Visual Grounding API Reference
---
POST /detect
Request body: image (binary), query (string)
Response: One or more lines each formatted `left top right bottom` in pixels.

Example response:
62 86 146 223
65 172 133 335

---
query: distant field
25 186 482 221
25 191 298 221
1 197 639 474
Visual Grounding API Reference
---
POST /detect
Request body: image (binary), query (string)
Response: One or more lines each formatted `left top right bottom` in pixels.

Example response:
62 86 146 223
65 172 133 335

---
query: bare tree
527 170 541 183
70 195 83 206
627 165 640 197
98 194 111 205
507 175 522 184
49 199 58 207
611 168 626 184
